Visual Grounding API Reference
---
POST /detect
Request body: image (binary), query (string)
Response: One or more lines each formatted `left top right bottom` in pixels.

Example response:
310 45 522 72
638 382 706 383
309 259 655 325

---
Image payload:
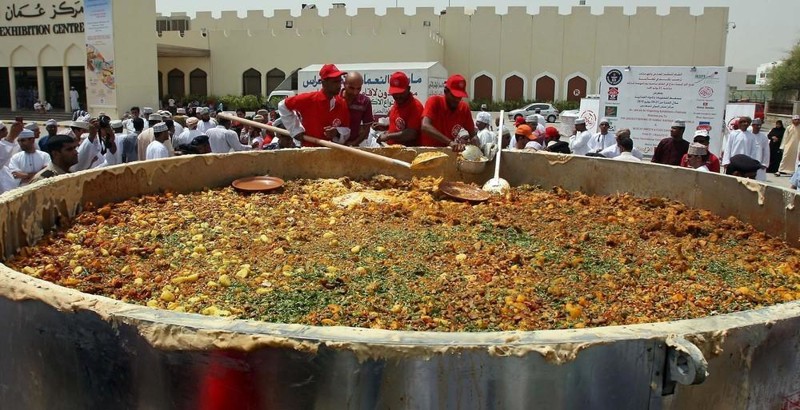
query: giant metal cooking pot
1 148 799 409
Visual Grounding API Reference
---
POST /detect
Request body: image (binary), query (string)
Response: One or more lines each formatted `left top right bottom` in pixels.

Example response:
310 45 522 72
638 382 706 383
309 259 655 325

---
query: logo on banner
608 87 619 101
697 121 712 132
581 111 597 130
699 86 714 98
451 124 464 138
606 69 623 86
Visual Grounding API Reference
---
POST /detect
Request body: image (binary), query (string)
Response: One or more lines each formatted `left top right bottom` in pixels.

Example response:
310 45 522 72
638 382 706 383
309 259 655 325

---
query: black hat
726 155 761 175
190 135 210 146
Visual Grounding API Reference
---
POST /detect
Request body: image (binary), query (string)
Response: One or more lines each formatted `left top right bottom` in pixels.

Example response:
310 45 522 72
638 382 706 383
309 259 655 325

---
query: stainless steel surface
1 149 799 409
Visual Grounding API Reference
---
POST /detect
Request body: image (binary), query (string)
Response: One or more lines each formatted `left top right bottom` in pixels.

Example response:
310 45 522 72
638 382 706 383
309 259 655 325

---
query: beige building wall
0 3 729 113
0 0 157 117
108 0 158 118
0 0 86 111
157 55 211 96
159 5 726 101
178 8 446 99
529 7 564 100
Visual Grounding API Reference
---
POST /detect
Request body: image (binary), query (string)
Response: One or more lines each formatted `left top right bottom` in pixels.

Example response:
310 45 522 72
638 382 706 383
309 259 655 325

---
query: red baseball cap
319 64 346 80
545 126 560 140
388 72 410 94
445 74 468 98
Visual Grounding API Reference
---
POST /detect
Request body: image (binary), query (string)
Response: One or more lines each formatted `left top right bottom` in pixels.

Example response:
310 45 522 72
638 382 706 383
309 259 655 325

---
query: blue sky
156 0 800 72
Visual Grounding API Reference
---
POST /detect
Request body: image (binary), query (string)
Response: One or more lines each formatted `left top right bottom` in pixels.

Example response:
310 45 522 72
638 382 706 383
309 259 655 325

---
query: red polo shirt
680 152 721 172
420 95 475 147
387 96 424 145
284 91 350 147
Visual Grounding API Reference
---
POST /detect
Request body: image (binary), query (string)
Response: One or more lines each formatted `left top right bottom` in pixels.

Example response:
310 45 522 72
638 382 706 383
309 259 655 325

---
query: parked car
507 103 560 123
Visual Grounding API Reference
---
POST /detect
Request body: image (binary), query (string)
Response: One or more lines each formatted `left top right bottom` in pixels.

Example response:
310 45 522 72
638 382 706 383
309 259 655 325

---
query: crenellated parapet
156 6 726 35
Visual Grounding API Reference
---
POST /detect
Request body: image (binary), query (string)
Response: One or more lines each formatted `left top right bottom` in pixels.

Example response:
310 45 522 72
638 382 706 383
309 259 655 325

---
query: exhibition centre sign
0 1 84 36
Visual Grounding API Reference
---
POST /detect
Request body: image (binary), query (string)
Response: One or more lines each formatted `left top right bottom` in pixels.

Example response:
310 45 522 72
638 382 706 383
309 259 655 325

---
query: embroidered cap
152 123 168 133
475 112 492 125
687 142 707 156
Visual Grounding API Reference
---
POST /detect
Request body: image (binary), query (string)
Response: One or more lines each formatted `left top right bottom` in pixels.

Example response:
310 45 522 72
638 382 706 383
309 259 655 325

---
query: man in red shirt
374 71 424 146
277 64 351 148
420 74 477 152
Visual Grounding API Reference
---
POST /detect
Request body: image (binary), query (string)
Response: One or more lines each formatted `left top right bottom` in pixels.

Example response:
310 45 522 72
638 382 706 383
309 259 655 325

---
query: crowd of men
0 63 796 195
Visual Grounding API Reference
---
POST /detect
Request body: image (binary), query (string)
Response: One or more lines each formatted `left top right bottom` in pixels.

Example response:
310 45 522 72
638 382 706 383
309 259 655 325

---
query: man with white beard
196 107 217 133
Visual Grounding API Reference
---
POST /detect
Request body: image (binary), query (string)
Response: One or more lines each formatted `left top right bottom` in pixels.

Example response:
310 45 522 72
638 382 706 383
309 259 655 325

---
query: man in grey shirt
206 117 251 153
122 117 143 162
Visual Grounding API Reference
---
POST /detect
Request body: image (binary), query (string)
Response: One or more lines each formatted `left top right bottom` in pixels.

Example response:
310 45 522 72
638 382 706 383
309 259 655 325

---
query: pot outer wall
1 148 799 410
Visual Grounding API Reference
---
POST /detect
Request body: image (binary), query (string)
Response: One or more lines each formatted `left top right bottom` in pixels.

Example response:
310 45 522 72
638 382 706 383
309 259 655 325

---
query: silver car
508 103 560 123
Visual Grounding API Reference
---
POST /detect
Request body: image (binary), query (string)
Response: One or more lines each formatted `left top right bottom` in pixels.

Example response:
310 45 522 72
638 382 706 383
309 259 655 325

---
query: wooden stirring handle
217 113 412 169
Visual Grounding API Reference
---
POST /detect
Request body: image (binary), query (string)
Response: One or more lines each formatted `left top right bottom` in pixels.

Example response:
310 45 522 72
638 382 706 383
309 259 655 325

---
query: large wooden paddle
216 113 447 170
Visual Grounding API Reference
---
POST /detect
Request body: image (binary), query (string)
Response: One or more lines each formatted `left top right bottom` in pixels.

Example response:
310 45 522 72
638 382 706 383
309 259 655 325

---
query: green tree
768 41 800 101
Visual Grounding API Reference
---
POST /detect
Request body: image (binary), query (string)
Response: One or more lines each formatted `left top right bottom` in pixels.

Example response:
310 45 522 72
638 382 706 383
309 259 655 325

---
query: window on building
535 76 555 102
504 75 524 101
158 71 163 98
243 68 262 96
190 69 207 96
156 17 191 35
473 75 493 101
266 68 286 96
167 69 185 97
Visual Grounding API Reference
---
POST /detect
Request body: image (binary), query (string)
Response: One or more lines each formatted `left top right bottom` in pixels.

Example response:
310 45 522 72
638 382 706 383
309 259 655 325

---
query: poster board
578 98 601 133
84 0 116 108
599 66 728 156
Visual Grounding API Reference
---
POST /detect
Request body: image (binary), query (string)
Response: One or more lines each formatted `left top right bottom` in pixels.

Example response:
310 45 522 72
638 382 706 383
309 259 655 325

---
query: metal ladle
483 109 511 194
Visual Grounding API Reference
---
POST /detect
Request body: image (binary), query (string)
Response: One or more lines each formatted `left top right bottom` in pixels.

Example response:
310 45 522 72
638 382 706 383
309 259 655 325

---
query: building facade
0 2 729 115
756 61 782 86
